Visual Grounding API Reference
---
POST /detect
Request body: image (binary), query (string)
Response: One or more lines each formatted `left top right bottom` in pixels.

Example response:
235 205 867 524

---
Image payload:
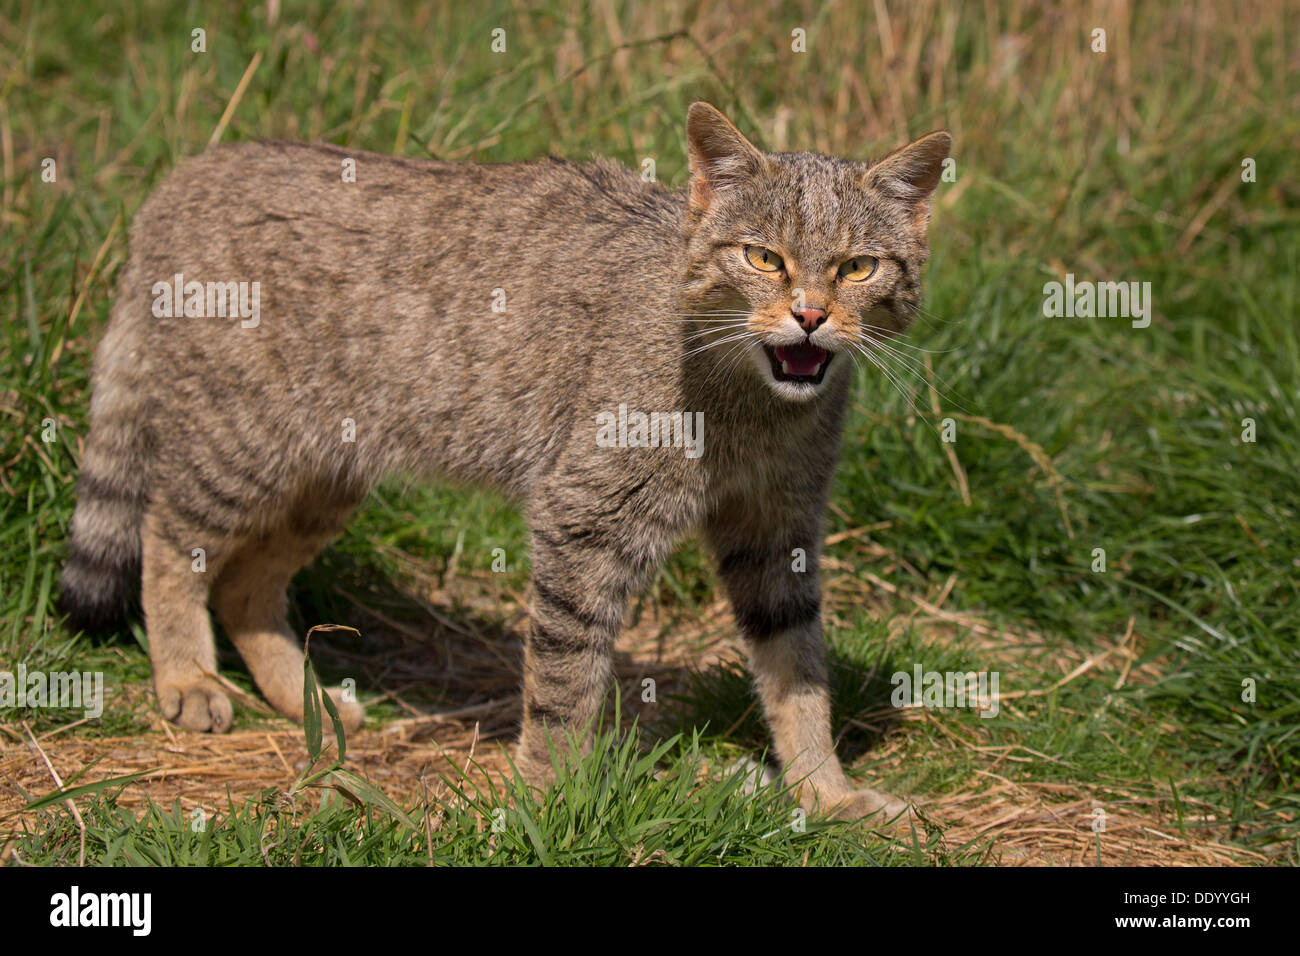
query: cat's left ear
864 130 952 227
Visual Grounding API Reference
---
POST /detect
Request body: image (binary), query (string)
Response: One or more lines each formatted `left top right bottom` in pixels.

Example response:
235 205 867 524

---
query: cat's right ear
686 102 767 215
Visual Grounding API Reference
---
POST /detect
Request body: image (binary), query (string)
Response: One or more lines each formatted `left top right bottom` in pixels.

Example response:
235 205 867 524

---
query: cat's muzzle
763 342 832 385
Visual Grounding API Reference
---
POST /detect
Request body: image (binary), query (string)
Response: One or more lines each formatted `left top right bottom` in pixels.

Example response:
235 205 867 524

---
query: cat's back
129 140 682 275
138 140 498 230
106 140 691 494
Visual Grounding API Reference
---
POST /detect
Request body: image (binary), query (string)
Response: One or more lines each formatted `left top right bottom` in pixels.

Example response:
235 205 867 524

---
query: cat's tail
59 317 153 632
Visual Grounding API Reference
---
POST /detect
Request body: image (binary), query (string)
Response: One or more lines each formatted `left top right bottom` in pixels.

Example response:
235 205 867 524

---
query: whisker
682 331 755 360
650 312 753 321
720 339 761 391
715 344 752 390
697 337 755 393
856 334 933 380
859 332 972 412
911 303 968 330
683 321 752 341
858 325 959 354
849 341 939 436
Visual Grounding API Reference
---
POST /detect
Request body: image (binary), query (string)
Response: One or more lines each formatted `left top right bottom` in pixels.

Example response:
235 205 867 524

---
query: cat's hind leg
211 487 364 732
141 505 237 732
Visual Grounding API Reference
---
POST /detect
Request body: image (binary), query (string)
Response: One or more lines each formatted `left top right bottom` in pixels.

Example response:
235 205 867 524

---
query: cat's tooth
781 361 790 375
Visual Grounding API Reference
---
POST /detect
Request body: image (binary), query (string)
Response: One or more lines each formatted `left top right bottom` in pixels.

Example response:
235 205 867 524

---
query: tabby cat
61 102 950 820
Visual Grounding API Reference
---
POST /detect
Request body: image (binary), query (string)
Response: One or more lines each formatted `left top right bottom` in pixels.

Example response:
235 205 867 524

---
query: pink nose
793 306 828 333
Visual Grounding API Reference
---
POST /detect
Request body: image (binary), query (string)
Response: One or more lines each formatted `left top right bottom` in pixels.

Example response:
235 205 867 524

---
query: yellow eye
838 255 878 282
744 245 785 273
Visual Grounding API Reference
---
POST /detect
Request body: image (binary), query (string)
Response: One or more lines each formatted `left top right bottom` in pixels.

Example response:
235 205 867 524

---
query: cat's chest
701 402 845 505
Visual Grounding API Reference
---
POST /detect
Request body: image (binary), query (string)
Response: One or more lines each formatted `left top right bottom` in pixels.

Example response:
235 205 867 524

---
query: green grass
2 0 1297 865
14 718 974 866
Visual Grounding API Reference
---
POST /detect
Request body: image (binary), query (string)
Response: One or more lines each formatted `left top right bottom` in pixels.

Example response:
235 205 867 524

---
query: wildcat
60 102 949 820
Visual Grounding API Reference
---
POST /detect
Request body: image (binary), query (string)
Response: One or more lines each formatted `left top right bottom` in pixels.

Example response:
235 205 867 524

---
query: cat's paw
511 746 557 795
826 785 913 825
157 682 234 733
323 687 365 733
727 757 779 796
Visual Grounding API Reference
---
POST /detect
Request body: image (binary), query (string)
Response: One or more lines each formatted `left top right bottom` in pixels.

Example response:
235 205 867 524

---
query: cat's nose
793 305 828 333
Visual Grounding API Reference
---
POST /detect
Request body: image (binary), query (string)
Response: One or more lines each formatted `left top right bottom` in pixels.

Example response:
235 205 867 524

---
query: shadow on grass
87 536 904 781
655 648 908 765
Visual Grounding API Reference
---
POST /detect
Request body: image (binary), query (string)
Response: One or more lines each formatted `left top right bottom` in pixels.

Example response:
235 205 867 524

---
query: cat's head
680 102 949 403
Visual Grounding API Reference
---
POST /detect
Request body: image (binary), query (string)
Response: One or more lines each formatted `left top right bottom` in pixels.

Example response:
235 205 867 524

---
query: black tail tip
57 587 130 633
57 557 138 633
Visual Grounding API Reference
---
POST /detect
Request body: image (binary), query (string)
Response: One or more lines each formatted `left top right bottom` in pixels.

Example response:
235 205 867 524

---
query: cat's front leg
709 517 910 823
514 513 655 791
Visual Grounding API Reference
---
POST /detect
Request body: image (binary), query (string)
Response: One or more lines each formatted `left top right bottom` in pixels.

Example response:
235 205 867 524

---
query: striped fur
59 300 153 630
61 103 947 818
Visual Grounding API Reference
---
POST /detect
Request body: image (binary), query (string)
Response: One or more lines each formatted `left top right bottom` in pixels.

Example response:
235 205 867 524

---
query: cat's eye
837 255 878 282
744 245 785 274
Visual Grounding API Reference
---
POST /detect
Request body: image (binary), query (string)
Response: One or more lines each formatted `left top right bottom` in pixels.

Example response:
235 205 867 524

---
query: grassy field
1 0 1297 866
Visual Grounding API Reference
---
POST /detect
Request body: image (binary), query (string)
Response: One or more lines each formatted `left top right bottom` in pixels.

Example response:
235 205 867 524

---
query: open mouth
763 342 832 384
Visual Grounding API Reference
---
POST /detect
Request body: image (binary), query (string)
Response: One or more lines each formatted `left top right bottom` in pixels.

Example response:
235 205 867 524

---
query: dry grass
0 529 1264 866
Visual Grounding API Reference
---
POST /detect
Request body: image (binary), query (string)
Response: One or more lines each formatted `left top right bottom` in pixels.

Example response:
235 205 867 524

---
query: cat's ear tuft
686 101 766 214
864 130 952 225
